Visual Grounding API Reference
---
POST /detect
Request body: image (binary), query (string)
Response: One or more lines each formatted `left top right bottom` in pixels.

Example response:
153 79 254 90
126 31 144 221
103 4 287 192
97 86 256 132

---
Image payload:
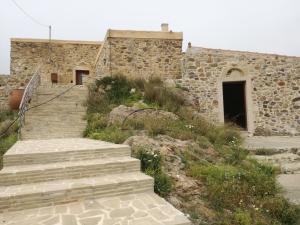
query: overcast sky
1 0 300 74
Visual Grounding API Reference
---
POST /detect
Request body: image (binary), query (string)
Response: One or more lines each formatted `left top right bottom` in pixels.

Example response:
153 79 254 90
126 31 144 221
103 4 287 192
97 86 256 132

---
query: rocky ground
244 136 300 205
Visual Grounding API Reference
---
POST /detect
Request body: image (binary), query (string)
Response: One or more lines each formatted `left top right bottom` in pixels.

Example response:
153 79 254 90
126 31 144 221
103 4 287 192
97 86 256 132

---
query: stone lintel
107 29 183 40
11 38 103 45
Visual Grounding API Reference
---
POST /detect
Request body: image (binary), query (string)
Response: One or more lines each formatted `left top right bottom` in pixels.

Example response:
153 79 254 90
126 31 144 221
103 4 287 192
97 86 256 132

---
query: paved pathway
244 136 300 151
0 193 190 225
244 136 300 205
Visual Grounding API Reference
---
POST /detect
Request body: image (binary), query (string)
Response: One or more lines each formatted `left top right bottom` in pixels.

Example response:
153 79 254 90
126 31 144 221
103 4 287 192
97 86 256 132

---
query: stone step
36 85 88 93
22 121 86 128
0 172 153 212
30 97 87 104
0 193 191 225
0 157 140 186
3 139 131 166
21 133 84 140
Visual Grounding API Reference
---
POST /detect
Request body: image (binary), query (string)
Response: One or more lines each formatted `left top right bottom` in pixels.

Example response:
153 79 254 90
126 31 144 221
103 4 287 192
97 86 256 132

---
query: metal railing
18 65 41 137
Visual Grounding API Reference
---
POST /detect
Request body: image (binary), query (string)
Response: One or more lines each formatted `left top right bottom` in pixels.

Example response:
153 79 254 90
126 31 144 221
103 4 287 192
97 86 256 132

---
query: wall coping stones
187 46 300 59
11 38 103 45
107 29 183 40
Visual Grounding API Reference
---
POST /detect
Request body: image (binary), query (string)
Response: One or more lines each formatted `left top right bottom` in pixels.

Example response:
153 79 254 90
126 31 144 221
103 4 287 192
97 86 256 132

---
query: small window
51 73 58 84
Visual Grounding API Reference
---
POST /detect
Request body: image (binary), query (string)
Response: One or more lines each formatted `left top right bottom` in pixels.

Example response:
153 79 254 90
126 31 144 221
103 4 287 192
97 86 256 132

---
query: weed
134 147 172 197
88 126 132 144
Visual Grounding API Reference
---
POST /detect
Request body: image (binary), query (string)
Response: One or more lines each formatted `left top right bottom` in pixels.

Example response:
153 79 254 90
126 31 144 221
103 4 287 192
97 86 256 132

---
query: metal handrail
18 65 41 138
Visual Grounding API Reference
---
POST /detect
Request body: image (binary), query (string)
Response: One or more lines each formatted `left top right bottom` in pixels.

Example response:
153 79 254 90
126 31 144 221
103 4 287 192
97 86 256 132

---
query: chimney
161 23 169 32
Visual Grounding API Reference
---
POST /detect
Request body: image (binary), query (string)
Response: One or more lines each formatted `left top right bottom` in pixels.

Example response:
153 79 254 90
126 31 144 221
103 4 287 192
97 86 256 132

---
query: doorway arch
217 65 254 133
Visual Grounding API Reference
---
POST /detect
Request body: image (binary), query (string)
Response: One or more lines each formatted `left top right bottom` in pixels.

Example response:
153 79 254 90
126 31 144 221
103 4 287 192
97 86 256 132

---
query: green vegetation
85 75 300 225
135 147 172 197
0 110 18 168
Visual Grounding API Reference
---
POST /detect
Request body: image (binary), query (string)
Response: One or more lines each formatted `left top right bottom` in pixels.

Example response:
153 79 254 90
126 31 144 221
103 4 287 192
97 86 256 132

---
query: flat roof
187 46 300 59
107 29 183 40
11 38 102 45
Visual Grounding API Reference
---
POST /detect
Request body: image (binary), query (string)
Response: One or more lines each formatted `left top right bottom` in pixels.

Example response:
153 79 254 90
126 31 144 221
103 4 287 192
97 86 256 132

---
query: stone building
179 47 300 135
1 24 299 135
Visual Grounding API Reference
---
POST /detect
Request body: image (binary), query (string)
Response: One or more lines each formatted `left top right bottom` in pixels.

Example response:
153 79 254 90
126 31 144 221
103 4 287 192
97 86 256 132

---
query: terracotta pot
9 89 24 110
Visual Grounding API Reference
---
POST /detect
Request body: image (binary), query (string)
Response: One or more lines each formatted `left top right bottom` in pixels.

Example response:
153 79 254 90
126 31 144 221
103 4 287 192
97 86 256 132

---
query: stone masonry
179 47 300 135
94 29 183 80
10 39 101 84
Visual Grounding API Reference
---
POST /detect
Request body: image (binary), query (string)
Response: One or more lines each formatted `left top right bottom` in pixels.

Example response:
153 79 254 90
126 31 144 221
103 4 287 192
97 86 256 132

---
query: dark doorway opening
222 81 247 129
75 70 89 85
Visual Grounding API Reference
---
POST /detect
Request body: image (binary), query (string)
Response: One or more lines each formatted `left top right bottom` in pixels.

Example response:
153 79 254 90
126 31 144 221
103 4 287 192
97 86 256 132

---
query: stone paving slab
244 136 300 151
0 193 191 225
278 173 300 205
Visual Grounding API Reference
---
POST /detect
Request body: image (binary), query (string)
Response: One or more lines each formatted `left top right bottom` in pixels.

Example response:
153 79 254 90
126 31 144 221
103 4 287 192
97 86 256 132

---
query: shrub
86 88 111 114
262 197 300 225
143 117 172 136
196 136 213 149
188 161 278 210
232 210 252 225
207 125 243 147
224 141 249 165
96 75 132 104
84 113 108 136
144 77 185 112
167 120 195 140
0 110 16 123
0 133 17 168
148 169 172 197
137 149 162 172
134 147 172 197
88 126 132 144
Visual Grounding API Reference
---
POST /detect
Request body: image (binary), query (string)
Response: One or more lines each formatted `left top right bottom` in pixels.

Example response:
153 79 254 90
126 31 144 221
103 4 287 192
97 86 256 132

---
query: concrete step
0 172 153 212
3 139 131 166
21 133 83 140
23 121 86 128
36 85 88 93
0 157 140 186
0 193 191 225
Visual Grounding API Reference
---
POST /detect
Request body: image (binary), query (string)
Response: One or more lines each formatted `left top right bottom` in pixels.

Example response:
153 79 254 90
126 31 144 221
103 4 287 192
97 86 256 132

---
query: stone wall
179 47 300 135
94 30 183 80
11 39 101 84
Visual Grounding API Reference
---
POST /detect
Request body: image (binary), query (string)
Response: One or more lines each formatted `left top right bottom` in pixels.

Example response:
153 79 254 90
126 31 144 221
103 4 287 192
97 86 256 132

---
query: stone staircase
0 138 191 225
21 85 88 140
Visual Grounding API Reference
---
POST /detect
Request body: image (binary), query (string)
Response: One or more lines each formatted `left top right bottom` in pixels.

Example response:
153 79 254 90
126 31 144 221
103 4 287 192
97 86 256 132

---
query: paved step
0 193 191 225
21 85 88 140
0 157 140 186
0 138 191 224
0 172 153 212
3 139 131 166
21 132 86 140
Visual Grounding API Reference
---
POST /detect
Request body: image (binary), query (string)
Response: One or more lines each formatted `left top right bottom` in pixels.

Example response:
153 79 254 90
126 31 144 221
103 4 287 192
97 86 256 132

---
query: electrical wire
11 0 49 28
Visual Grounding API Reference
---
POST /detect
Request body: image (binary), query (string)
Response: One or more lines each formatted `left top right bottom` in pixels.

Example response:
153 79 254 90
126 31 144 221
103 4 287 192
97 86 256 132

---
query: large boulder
108 105 179 125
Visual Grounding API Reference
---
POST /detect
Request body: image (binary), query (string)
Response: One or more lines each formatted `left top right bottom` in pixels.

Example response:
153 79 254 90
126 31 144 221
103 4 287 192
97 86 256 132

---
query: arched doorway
218 66 254 133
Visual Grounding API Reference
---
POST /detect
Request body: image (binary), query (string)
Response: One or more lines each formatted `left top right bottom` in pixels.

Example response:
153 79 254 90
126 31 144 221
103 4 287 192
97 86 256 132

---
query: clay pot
9 89 24 110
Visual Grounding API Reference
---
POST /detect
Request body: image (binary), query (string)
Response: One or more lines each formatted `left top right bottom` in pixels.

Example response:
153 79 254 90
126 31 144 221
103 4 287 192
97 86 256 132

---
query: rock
108 105 179 125
164 79 176 88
